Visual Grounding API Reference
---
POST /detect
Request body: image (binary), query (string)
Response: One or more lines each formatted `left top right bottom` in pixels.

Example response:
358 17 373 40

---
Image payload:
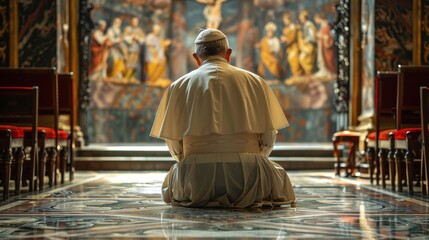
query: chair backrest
0 86 39 177
0 86 38 129
420 87 429 193
376 71 398 133
58 72 73 116
0 68 57 115
396 65 429 129
0 67 58 145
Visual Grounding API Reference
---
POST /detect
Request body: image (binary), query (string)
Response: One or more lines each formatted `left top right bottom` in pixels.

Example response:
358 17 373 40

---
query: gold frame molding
351 0 362 128
70 0 79 125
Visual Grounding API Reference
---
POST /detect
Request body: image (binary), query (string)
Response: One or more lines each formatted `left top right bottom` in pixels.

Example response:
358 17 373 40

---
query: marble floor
1 171 429 239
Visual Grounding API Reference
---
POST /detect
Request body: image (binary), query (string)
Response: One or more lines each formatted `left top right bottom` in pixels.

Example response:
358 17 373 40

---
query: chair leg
60 147 67 184
426 148 429 195
69 139 74 182
379 149 388 189
38 148 47 191
333 141 341 176
395 149 405 192
388 143 396 182
28 146 37 192
375 148 381 186
14 147 24 196
47 148 57 187
2 148 12 200
405 148 415 194
346 143 354 177
367 147 375 184
54 149 59 186
378 148 387 188
423 150 428 195
389 151 396 191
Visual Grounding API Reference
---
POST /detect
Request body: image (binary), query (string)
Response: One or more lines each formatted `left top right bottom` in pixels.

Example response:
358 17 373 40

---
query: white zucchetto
194 28 227 44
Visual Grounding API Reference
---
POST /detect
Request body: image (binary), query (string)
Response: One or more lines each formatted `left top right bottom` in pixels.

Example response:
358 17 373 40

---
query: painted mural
361 0 375 117
0 0 8 67
422 0 429 65
86 0 339 144
360 0 413 116
18 0 57 67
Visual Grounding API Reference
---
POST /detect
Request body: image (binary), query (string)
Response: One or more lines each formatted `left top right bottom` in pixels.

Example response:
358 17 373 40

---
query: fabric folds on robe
162 132 296 208
150 56 288 141
150 56 295 208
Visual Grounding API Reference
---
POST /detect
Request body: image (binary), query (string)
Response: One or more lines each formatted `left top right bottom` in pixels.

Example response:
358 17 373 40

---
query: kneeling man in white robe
150 28 296 208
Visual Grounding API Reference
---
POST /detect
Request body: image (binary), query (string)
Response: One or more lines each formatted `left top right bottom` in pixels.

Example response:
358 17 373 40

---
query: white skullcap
194 28 227 44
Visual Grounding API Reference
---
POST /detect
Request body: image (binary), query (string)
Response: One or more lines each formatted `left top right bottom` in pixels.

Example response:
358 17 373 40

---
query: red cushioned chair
0 68 59 191
391 65 429 194
332 130 362 177
0 87 38 200
365 71 397 187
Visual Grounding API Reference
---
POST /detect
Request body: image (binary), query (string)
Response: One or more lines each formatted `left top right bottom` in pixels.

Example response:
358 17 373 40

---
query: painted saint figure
144 24 171 87
89 20 108 81
314 13 337 79
106 17 126 82
122 17 146 83
257 22 282 81
298 10 317 75
281 12 303 79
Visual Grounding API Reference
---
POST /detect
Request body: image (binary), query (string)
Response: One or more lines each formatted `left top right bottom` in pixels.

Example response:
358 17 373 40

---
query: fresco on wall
18 0 57 67
251 0 338 142
361 0 375 117
86 0 339 144
0 0 9 67
360 0 413 116
421 0 429 65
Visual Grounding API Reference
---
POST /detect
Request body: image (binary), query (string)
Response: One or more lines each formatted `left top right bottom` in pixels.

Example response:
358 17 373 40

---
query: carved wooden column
332 0 351 131
78 1 93 145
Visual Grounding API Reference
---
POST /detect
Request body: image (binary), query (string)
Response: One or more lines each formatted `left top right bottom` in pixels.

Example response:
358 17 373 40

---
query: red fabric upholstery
0 125 24 138
394 128 422 140
379 129 395 140
367 132 375 140
21 126 56 139
21 127 68 140
58 129 69 140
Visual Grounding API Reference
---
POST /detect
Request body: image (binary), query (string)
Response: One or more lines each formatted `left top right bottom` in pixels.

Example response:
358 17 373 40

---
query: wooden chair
0 87 38 200
420 87 429 195
366 71 398 187
392 65 429 194
332 130 361 177
0 68 58 190
57 72 75 183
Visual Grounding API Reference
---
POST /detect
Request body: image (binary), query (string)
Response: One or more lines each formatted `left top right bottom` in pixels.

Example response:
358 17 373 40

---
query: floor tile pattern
1 171 429 239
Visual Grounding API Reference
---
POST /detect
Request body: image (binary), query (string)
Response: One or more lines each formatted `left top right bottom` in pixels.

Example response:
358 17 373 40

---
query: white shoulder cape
150 58 289 141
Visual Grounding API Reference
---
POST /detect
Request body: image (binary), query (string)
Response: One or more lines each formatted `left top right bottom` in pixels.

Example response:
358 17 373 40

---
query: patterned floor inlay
1 171 429 239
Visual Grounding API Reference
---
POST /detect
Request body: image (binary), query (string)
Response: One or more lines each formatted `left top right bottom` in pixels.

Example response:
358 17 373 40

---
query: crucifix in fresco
195 0 227 29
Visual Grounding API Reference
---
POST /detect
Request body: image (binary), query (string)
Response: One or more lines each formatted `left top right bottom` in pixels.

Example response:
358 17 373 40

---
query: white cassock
150 56 296 208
